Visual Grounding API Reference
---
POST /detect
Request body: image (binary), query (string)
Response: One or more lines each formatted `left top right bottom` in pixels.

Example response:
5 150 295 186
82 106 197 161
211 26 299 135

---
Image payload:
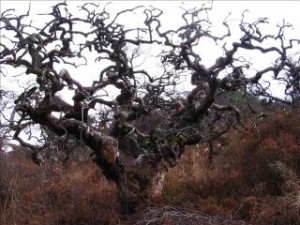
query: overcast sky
1 1 300 90
1 0 300 101
1 1 300 150
1 1 299 109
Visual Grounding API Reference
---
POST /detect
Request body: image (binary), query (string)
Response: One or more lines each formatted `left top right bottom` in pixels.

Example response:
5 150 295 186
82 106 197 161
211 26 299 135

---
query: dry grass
128 205 249 225
0 148 120 225
1 108 300 225
163 108 300 225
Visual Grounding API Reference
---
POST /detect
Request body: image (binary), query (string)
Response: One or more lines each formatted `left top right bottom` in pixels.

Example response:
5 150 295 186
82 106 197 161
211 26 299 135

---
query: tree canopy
1 1 299 212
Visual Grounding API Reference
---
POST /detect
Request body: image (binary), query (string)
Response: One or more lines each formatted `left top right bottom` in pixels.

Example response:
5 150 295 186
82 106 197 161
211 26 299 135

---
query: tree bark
23 104 168 212
116 164 167 213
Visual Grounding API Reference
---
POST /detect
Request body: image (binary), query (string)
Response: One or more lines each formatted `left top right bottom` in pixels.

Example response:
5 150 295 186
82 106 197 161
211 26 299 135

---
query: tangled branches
1 1 300 211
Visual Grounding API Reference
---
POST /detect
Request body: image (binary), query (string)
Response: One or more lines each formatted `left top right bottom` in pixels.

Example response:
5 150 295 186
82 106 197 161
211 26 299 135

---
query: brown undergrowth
162 108 300 225
1 108 300 225
0 148 119 225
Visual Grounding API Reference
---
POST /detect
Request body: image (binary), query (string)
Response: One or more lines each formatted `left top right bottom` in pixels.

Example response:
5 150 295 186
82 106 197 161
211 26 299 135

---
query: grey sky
1 1 300 150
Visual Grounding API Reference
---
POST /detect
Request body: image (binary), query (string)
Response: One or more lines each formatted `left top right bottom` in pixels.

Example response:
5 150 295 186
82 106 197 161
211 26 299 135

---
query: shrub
0 147 119 225
163 108 300 224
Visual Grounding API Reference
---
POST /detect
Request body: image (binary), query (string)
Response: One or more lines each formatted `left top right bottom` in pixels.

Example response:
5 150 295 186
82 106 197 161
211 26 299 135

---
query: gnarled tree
1 2 299 212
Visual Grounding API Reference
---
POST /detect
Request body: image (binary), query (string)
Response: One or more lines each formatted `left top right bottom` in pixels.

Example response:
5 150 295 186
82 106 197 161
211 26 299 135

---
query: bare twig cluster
1 1 299 210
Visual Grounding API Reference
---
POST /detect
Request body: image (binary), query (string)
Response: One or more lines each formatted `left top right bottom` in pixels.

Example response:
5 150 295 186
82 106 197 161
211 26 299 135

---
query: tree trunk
22 98 203 214
115 160 167 213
